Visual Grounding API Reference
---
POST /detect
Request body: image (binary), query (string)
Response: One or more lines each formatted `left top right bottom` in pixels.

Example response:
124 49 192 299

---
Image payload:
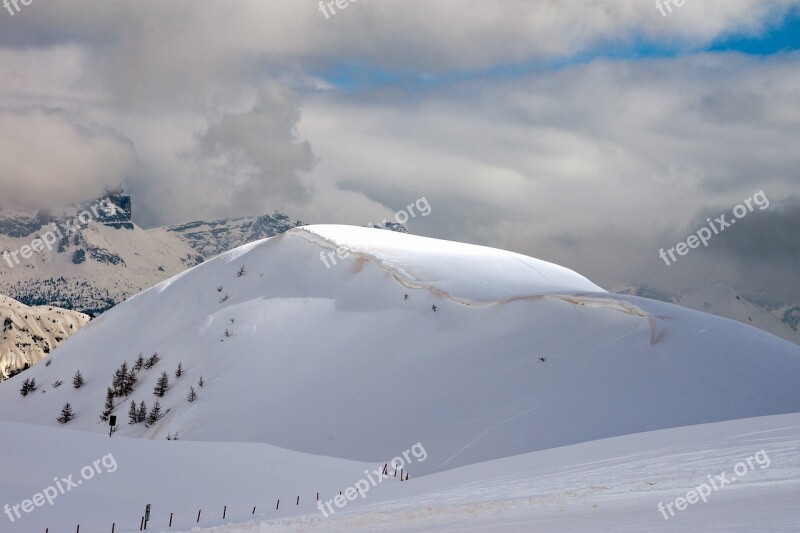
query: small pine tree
112 362 129 396
146 400 162 427
144 353 160 370
175 362 183 379
72 370 84 389
128 400 138 424
154 371 169 397
237 265 246 277
187 386 197 402
133 353 145 372
123 366 137 396
20 378 34 397
198 375 204 388
57 403 74 424
137 401 148 423
100 387 115 422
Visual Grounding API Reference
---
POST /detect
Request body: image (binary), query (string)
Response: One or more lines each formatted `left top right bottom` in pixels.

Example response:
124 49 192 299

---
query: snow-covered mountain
0 196 308 317
1 225 798 476
157 212 304 260
677 283 800 344
0 295 90 381
618 283 800 344
0 195 202 316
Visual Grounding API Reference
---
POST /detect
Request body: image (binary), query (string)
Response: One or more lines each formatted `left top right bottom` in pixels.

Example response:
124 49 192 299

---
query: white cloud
0 108 136 209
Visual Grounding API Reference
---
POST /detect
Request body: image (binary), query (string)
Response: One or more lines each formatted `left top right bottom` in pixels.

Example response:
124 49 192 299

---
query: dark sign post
144 504 151 530
109 415 117 437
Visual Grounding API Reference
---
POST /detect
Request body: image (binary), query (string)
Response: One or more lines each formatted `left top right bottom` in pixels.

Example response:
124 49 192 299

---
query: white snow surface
299 225 606 303
1 413 799 532
193 413 800 532
1 224 798 474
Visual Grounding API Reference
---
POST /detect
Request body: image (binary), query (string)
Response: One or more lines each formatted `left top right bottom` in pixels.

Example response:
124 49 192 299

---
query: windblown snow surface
1 225 798 531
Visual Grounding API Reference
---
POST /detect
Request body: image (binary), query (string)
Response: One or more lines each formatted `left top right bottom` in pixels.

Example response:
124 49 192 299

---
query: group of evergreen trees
12 348 197 428
128 399 162 427
112 362 137 397
100 353 160 422
100 355 185 426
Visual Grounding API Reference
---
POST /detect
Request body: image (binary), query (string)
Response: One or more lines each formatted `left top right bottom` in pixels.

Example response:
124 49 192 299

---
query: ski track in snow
436 405 544 470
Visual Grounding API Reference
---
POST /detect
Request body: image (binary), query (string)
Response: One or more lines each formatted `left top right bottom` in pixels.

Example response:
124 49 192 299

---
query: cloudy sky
0 0 798 301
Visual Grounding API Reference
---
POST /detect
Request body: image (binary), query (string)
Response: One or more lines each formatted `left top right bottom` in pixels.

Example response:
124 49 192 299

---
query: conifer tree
187 386 197 402
146 400 162 426
20 377 36 397
100 387 115 422
122 366 137 396
175 362 183 379
72 370 84 389
128 400 138 424
137 401 148 423
144 353 160 370
133 353 145 372
112 362 130 396
57 403 75 424
154 371 169 397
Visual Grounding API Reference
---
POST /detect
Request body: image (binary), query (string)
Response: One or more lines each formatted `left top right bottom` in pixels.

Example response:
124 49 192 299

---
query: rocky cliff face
0 195 201 315
161 212 303 260
0 295 90 381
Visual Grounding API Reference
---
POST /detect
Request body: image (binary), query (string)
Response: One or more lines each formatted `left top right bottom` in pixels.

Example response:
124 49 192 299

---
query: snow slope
2 413 798 532
0 225 798 476
195 413 800 533
0 420 374 532
0 295 90 380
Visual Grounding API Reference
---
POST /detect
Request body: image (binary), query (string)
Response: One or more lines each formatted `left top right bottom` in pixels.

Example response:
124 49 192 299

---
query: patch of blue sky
316 8 800 92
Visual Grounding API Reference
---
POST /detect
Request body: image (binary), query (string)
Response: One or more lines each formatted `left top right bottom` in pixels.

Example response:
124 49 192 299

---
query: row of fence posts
43 463 412 532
